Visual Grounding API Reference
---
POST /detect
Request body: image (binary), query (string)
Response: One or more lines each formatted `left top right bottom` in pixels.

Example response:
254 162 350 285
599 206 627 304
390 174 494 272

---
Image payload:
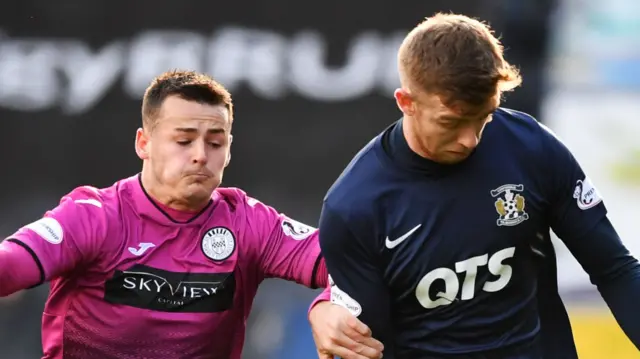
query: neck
402 116 435 161
140 168 209 212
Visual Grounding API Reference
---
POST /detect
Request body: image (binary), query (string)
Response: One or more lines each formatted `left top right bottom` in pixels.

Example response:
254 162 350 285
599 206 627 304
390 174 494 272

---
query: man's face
395 88 498 164
136 96 232 206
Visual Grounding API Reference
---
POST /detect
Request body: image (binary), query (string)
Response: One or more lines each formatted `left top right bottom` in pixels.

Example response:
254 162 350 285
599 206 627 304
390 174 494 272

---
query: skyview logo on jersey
491 184 529 226
104 264 235 313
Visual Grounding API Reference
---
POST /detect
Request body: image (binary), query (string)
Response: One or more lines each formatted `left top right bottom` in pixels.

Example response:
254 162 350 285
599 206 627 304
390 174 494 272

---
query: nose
191 142 208 165
457 126 480 150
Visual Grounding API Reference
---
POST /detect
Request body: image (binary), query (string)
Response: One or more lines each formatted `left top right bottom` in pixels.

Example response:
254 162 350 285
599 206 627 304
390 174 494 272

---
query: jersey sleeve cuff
304 241 322 288
308 287 332 317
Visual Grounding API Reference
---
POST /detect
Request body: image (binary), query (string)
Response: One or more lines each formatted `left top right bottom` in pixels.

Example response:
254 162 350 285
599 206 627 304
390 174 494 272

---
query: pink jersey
5 175 325 359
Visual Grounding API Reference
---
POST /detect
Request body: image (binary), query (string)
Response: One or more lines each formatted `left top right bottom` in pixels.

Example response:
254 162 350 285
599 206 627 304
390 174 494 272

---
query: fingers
320 330 382 359
360 336 384 354
342 317 383 353
324 345 379 359
345 315 372 337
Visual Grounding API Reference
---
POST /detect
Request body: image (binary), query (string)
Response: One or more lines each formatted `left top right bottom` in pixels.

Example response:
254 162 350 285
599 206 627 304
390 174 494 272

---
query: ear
394 88 416 116
135 128 150 160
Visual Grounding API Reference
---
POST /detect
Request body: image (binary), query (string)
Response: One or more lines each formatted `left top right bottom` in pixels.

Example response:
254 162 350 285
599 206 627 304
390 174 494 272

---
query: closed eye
177 141 223 148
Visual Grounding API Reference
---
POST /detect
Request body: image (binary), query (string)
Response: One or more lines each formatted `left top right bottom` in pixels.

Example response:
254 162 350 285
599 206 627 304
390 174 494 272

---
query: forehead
420 91 499 118
155 96 230 130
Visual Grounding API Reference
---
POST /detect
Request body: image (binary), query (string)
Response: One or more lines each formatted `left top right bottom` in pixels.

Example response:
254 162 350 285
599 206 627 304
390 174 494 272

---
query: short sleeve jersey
8 175 322 359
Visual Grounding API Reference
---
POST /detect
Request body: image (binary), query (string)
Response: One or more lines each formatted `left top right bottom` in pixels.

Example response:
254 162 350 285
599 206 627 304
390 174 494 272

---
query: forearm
259 228 325 288
319 204 393 340
278 245 325 288
562 216 640 348
0 240 42 296
597 261 640 349
312 257 328 289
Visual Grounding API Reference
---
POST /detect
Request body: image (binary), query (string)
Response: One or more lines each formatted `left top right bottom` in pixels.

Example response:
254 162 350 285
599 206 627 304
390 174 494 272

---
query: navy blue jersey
319 108 640 358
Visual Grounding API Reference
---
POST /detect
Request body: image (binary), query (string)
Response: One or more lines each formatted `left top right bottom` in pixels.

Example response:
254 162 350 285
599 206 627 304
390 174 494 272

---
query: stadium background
0 0 638 357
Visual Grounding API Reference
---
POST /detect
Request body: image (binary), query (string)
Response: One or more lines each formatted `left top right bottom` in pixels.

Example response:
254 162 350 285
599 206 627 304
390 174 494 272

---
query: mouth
448 150 469 156
186 173 212 180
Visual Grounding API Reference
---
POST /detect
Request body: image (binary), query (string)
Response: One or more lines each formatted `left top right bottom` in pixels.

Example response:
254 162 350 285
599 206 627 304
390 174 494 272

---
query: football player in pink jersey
0 70 382 359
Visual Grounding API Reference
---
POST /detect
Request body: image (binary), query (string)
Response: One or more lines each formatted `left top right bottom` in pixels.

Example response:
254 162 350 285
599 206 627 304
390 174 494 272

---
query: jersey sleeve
541 124 607 240
0 240 43 296
247 197 324 288
319 202 393 345
541 123 640 281
6 186 108 284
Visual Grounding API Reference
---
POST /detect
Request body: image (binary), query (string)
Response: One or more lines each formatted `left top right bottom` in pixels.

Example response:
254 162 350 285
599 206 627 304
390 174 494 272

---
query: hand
309 301 384 359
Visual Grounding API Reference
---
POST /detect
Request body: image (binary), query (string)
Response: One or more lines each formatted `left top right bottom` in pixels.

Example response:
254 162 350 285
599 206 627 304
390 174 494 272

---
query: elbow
592 256 640 288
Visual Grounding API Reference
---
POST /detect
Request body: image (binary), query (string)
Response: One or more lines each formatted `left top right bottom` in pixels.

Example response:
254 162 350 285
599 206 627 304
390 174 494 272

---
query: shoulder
493 107 572 157
214 187 316 241
323 136 393 236
64 185 106 204
59 181 123 219
55 178 152 236
491 108 544 143
488 107 564 161
28 182 122 249
214 187 279 226
326 136 385 208
214 187 257 211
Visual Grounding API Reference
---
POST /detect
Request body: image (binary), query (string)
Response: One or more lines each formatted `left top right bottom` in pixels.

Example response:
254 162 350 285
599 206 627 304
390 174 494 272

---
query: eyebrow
442 109 496 122
174 128 226 134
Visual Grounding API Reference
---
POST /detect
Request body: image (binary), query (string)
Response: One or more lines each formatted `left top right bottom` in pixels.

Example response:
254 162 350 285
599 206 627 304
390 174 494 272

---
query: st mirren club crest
491 184 529 227
201 227 236 262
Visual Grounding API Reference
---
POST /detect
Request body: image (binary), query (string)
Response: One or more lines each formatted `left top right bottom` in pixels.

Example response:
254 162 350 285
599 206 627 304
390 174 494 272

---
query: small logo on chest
128 242 156 256
491 184 529 227
201 227 236 262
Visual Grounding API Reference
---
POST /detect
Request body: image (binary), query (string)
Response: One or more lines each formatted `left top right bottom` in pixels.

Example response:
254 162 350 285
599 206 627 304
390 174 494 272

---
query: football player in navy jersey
307 12 640 359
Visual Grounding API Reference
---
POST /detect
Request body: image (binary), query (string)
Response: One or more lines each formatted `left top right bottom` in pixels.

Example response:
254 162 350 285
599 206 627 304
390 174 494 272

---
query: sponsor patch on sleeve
573 176 603 210
25 217 64 244
281 218 315 240
329 275 362 317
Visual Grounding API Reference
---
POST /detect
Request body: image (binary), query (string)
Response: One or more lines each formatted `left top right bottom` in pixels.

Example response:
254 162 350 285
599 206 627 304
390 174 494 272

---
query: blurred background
0 0 638 358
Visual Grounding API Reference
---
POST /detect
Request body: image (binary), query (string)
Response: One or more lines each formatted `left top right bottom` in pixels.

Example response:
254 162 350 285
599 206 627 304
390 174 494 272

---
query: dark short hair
398 13 522 107
142 70 233 129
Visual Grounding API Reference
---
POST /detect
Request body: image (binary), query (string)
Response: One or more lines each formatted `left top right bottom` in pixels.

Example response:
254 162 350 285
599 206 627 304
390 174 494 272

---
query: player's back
323 109 574 358
9 175 307 359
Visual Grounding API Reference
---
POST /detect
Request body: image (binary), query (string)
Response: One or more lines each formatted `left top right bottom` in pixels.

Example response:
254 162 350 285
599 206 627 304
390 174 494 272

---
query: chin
182 183 216 202
439 152 471 164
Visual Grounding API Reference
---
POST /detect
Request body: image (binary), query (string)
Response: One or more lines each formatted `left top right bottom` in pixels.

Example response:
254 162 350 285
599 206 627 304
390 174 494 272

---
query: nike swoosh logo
385 224 422 249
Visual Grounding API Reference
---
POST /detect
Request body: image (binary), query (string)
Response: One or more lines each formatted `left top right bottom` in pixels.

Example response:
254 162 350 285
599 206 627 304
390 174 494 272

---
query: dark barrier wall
0 1 552 357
